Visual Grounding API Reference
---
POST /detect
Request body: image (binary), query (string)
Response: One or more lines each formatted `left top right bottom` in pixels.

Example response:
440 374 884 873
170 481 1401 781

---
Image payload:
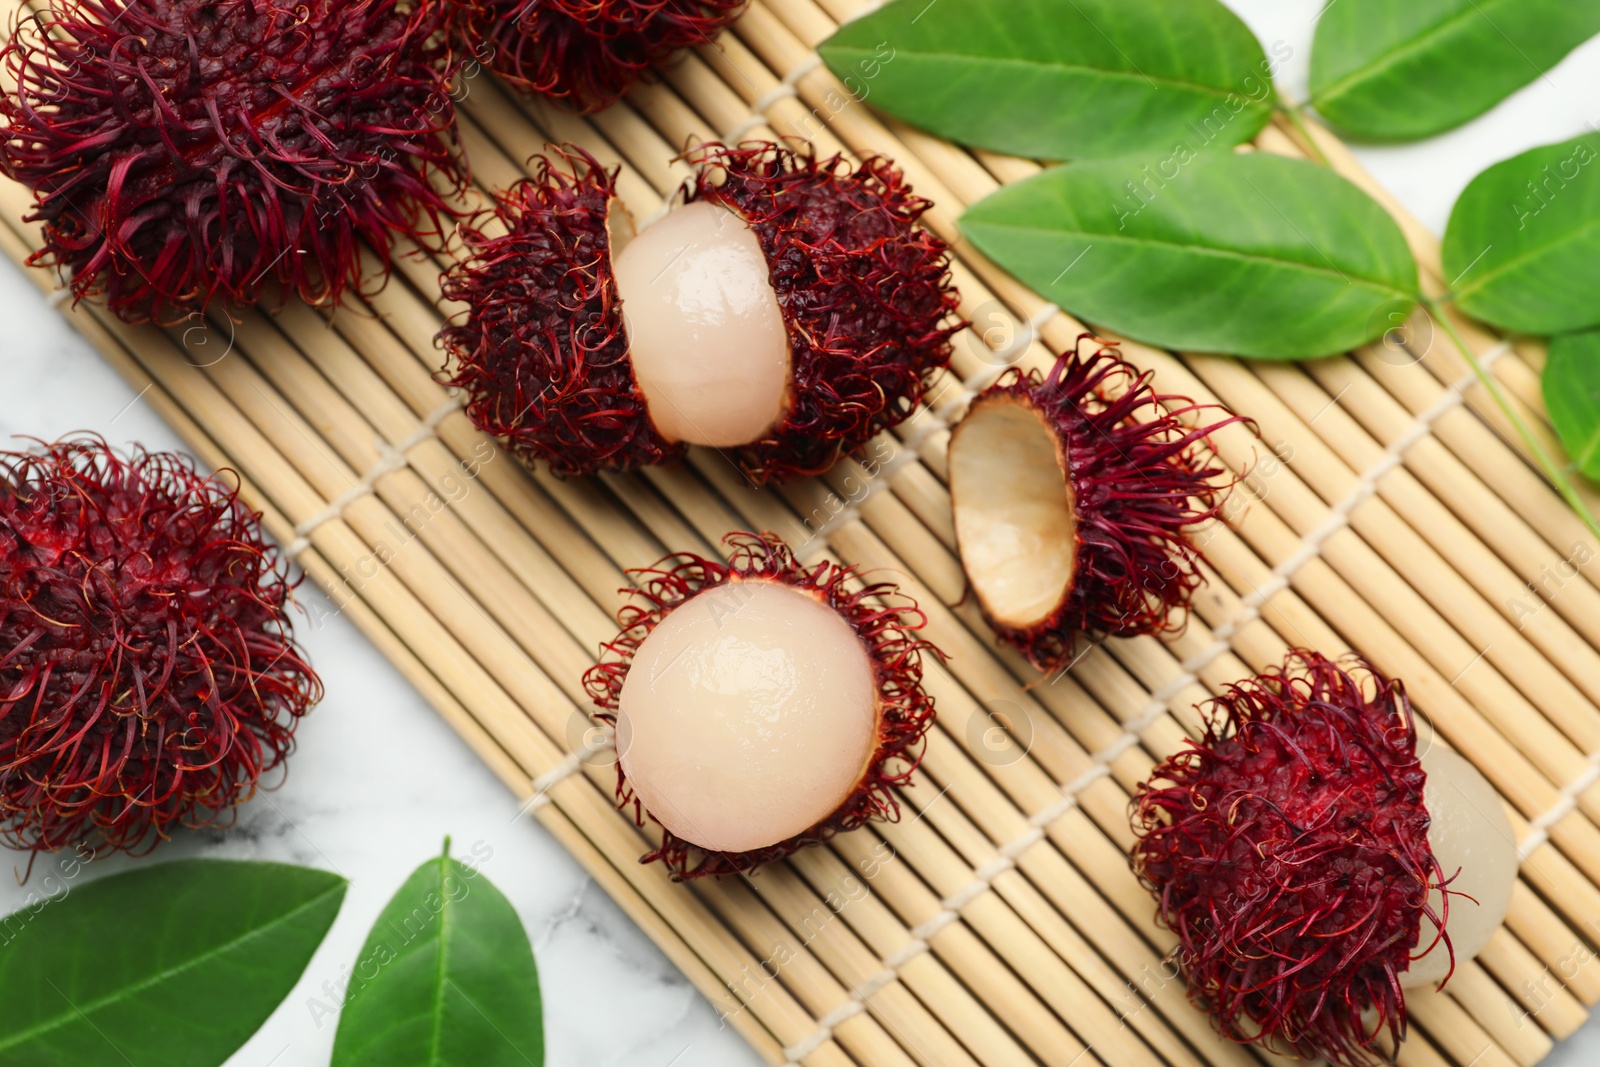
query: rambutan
947 336 1244 673
438 141 961 483
583 531 941 880
0 437 320 855
453 0 746 112
0 0 466 324
1131 650 1517 1067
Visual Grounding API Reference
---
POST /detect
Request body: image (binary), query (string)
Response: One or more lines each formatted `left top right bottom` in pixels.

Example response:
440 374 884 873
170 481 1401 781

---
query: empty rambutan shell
454 0 747 112
583 532 941 879
1131 650 1517 1067
0 436 321 855
948 336 1244 672
0 0 466 324
438 141 961 483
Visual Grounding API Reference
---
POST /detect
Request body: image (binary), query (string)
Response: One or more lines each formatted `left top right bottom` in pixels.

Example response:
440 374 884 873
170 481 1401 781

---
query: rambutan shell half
948 336 1245 673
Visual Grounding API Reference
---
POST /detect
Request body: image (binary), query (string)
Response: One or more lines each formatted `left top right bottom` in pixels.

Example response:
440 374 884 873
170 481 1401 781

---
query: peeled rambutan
1131 650 1517 1067
947 336 1244 673
0 437 320 855
583 531 941 880
453 0 746 112
0 0 466 324
438 141 961 483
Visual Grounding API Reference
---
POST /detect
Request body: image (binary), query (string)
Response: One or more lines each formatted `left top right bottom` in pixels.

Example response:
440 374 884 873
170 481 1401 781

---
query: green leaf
1544 330 1600 479
960 150 1420 359
0 859 346 1067
331 840 542 1067
818 0 1279 161
1442 134 1600 335
1310 0 1600 141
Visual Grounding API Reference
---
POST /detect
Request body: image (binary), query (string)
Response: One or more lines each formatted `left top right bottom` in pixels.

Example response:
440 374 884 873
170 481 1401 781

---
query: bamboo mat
7 1 1600 1064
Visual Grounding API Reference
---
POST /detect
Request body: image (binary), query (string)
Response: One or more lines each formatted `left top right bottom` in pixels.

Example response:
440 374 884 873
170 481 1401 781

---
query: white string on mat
722 55 823 142
283 396 462 560
797 303 1059 553
518 725 617 817
1137 341 1513 690
1519 755 1600 859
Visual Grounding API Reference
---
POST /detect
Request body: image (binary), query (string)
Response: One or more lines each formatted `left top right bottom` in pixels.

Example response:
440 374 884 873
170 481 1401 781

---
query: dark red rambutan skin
437 146 681 477
0 437 321 855
453 0 747 113
583 531 942 880
1130 650 1449 1067
0 0 467 325
437 140 961 483
685 141 962 483
965 336 1245 673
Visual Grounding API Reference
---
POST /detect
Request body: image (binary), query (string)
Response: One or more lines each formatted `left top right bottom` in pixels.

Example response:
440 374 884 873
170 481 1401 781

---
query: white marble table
0 2 1596 1063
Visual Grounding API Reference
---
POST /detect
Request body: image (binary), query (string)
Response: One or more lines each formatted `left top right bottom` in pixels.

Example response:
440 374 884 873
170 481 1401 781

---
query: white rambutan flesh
1404 743 1518 989
613 200 791 448
615 580 879 855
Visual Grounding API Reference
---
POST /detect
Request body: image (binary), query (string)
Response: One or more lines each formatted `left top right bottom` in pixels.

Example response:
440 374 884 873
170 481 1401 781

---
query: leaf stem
1423 295 1600 544
1280 104 1333 168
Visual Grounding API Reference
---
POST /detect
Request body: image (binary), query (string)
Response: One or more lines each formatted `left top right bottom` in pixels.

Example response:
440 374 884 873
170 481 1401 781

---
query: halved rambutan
0 0 466 324
438 141 961 483
0 437 321 855
453 0 746 112
1131 650 1517 1067
948 336 1244 673
583 531 941 880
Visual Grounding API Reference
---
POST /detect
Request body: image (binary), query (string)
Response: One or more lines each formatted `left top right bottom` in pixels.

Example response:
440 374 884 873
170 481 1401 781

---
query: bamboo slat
4 0 1599 1062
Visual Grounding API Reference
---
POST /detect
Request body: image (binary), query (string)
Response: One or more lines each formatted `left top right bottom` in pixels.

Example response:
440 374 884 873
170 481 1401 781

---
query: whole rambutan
438 141 961 484
1131 650 1517 1067
0 437 320 855
584 531 941 880
0 0 466 324
453 0 746 112
947 336 1245 673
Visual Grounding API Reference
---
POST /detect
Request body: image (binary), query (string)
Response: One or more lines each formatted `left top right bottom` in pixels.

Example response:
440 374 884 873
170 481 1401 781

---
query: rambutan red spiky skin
685 142 962 482
0 0 466 324
438 146 680 477
440 141 960 483
0 437 320 855
584 531 941 880
1131 650 1449 1067
961 336 1245 673
454 0 746 113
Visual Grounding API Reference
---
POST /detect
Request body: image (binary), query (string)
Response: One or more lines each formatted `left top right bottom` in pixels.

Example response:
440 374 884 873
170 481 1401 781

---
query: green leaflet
0 859 345 1067
1443 134 1600 335
331 840 543 1067
818 0 1278 161
961 151 1419 359
1310 0 1600 141
1544 330 1600 480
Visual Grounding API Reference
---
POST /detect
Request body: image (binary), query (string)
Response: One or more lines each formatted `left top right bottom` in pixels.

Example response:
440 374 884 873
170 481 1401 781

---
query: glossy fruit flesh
1403 743 1517 989
615 580 878 854
612 200 790 448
